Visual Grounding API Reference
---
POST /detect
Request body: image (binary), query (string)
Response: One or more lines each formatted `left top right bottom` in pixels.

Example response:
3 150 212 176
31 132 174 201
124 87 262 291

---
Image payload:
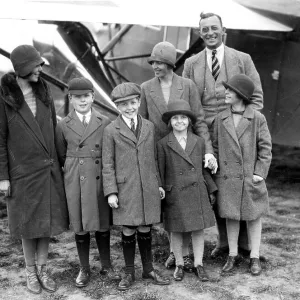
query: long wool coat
56 109 111 232
212 106 272 221
0 73 69 239
157 131 217 232
102 115 161 226
140 73 213 154
183 46 263 127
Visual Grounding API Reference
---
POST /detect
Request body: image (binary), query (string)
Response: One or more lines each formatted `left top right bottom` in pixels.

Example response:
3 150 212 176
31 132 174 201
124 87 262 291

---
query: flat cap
68 77 94 95
111 82 141 103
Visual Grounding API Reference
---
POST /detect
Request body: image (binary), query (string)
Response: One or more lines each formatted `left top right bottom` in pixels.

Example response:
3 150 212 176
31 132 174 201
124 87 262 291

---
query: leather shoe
164 252 175 269
26 267 42 294
250 258 262 276
100 266 121 280
75 266 90 288
142 269 170 285
118 273 135 291
211 246 229 258
173 265 184 281
194 265 209 282
183 255 194 272
222 256 237 274
37 264 57 292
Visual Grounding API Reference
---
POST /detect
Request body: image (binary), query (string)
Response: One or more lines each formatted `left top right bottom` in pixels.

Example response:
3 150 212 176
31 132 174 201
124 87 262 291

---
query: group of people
0 12 272 295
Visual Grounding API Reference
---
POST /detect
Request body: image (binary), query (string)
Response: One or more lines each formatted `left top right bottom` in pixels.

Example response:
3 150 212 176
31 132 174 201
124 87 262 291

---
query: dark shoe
250 258 262 276
194 265 209 282
164 252 175 269
26 267 42 294
222 256 237 274
37 265 57 292
211 246 229 258
100 266 121 280
142 269 170 285
238 247 251 257
75 266 91 288
117 273 135 291
183 255 194 272
173 265 184 281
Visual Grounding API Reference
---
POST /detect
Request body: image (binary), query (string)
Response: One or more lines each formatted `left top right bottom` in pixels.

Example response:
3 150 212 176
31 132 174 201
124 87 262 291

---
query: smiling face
225 88 242 106
170 114 189 133
199 15 224 50
151 61 172 79
69 92 94 115
27 64 43 82
116 97 140 119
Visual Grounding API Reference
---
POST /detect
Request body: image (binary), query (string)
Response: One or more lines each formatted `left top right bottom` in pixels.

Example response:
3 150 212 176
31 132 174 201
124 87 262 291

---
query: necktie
212 49 220 81
82 115 88 128
130 118 135 133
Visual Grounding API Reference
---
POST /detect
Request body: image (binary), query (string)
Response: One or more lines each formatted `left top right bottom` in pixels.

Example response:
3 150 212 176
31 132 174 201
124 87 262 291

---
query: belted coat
212 106 272 221
102 115 161 226
157 131 217 232
0 73 68 239
56 109 111 232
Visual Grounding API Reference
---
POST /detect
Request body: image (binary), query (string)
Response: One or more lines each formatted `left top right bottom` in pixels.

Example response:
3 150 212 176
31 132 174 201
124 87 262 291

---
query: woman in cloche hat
212 74 272 276
157 100 217 282
0 45 68 294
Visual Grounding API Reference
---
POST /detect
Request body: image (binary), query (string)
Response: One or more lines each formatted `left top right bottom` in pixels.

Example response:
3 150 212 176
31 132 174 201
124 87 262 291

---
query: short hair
199 12 223 28
167 116 193 131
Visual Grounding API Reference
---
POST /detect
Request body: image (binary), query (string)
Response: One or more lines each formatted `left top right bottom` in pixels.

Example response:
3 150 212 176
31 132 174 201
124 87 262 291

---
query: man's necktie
130 118 135 133
82 115 88 128
212 49 220 81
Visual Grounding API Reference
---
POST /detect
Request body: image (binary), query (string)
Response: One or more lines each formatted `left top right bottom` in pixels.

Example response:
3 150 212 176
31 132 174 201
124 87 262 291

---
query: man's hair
199 12 223 27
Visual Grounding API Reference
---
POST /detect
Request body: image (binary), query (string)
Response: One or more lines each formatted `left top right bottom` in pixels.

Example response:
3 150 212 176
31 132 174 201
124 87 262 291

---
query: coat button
79 144 83 148
193 182 198 186
223 175 227 180
95 144 99 148
80 176 85 181
224 161 227 165
96 176 100 180
95 160 99 164
179 172 183 175
239 175 243 180
79 160 84 165
49 159 54 165
191 168 195 171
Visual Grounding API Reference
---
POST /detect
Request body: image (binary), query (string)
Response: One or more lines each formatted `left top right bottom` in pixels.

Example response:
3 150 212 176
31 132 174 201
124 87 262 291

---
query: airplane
0 0 300 146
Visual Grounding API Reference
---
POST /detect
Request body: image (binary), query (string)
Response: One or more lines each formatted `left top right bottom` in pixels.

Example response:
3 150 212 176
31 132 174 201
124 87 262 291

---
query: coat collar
114 114 150 146
65 108 103 142
221 106 254 143
149 73 184 115
167 131 197 166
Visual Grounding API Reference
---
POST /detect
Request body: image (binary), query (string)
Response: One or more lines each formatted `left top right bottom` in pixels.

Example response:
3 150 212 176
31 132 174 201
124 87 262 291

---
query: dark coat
56 109 111 232
102 115 161 226
212 106 272 221
183 46 263 127
0 73 69 239
157 131 217 232
140 73 213 153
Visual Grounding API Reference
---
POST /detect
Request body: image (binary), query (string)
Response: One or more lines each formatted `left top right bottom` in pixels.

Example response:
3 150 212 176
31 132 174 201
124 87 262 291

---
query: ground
0 144 300 300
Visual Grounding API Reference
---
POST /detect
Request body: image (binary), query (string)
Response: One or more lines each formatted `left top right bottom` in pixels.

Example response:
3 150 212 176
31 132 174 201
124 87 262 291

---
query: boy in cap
56 77 120 288
102 82 170 290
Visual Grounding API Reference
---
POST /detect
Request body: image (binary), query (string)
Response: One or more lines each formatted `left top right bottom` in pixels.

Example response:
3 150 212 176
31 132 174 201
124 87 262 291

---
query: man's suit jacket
140 73 213 154
183 46 263 127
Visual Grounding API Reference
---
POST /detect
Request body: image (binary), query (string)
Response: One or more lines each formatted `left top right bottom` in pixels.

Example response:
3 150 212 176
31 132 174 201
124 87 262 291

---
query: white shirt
122 115 138 129
76 110 92 124
206 43 225 72
174 132 187 150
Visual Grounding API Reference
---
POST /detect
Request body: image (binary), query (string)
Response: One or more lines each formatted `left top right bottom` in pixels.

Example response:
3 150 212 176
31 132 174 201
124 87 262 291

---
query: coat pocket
116 176 126 184
164 185 173 192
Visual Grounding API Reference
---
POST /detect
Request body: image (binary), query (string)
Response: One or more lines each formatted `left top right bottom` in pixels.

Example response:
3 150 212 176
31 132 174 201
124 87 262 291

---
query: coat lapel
80 110 102 143
65 110 85 137
224 46 242 79
221 108 240 146
185 131 198 158
236 106 254 140
169 74 184 102
149 78 167 115
167 132 194 166
18 100 48 152
137 117 150 147
116 116 137 144
193 51 206 97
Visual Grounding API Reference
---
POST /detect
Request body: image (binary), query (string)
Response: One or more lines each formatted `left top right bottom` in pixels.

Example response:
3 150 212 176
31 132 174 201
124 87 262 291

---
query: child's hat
222 74 254 104
162 100 196 124
68 77 94 95
111 82 141 103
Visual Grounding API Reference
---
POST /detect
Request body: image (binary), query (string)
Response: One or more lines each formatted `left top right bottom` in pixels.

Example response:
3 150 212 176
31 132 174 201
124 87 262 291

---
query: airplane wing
0 0 293 31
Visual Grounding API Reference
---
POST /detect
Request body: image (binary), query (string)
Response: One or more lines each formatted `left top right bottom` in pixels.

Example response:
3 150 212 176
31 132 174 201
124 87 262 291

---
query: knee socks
226 219 240 257
191 230 204 267
247 218 262 259
75 232 90 268
137 230 154 274
95 231 111 268
122 232 136 275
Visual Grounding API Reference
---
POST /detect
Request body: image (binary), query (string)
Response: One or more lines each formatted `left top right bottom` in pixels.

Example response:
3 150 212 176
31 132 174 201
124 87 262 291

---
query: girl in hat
0 45 69 294
157 100 217 282
212 74 272 276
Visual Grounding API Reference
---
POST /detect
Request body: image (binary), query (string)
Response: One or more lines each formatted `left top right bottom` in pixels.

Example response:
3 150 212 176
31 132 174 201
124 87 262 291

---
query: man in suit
183 12 264 257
